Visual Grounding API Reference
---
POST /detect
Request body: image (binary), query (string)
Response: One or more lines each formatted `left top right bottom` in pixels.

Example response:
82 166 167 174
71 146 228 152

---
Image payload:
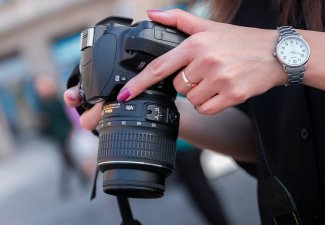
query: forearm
176 97 256 163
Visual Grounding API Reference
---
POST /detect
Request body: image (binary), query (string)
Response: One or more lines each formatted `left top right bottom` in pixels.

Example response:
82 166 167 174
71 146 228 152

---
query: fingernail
147 10 162 14
66 89 78 102
117 88 131 102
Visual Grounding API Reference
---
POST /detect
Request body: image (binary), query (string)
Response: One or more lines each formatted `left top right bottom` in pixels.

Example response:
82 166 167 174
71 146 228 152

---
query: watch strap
277 26 300 40
286 66 305 86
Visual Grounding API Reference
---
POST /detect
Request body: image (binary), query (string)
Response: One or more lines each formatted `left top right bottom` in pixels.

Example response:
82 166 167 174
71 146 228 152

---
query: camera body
80 16 187 104
79 17 187 198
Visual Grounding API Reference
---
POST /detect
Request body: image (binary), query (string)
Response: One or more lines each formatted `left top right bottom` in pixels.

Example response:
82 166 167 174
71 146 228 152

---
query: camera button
166 28 177 34
146 105 167 123
301 128 309 140
121 76 127 82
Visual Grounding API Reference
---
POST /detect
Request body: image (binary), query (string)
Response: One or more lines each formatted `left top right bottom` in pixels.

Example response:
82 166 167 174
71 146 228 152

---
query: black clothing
232 0 325 224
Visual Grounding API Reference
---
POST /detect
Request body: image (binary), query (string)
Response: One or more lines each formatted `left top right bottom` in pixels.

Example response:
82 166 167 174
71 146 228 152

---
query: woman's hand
116 9 287 115
64 86 103 130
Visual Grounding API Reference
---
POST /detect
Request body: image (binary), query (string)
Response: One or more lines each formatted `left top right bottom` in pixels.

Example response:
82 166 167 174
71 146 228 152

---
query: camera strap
90 166 142 225
247 100 303 225
117 197 142 225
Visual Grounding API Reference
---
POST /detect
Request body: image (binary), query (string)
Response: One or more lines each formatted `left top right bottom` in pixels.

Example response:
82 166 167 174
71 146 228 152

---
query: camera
79 16 187 198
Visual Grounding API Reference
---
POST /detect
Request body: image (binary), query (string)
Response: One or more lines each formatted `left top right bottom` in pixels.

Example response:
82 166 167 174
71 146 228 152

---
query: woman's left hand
116 9 287 115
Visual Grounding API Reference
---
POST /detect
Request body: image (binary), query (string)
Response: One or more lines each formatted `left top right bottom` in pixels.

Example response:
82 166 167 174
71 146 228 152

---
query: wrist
297 30 325 89
260 29 288 86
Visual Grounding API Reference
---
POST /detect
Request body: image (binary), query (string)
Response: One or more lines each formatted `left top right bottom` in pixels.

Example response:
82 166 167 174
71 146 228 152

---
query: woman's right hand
63 9 284 131
64 85 103 130
115 9 285 115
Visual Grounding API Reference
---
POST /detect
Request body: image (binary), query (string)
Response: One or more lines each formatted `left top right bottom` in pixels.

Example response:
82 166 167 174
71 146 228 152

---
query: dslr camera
79 16 187 198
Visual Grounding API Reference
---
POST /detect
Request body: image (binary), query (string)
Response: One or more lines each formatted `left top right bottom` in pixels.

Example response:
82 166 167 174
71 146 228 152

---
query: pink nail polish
117 88 131 102
147 10 162 14
67 95 76 102
66 90 78 102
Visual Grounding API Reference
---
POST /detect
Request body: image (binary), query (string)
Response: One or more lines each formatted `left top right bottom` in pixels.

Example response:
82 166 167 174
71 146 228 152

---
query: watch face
276 36 310 67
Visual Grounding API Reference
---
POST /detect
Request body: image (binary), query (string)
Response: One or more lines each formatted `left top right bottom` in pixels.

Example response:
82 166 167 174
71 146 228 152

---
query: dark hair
275 0 324 31
210 0 324 31
209 0 242 23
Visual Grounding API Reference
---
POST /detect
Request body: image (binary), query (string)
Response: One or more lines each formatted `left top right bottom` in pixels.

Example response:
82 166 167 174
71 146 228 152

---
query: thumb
147 9 211 35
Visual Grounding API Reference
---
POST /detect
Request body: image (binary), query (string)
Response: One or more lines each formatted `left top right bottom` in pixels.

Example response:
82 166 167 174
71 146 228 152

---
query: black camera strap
247 100 303 225
117 197 142 225
90 167 142 225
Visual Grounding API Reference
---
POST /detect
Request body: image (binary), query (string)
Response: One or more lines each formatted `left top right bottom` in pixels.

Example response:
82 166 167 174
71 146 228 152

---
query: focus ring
98 132 176 166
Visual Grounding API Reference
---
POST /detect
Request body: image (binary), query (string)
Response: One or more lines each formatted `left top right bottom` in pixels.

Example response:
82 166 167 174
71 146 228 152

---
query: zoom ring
98 132 176 166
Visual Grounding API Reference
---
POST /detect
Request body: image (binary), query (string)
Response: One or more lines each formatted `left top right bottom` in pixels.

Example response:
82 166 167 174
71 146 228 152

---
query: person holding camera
65 0 325 224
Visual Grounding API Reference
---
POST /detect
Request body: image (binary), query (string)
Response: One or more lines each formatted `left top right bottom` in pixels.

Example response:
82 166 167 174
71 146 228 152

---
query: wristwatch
274 26 310 86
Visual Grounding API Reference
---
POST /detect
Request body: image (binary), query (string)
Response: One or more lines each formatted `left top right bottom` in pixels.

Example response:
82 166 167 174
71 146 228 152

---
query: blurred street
0 2 261 224
0 137 260 225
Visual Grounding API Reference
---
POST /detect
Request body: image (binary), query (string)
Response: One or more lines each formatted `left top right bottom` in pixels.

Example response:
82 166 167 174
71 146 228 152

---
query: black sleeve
235 102 249 115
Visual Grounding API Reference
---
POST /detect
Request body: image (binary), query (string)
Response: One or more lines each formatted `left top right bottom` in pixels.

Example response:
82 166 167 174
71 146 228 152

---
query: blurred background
0 0 260 225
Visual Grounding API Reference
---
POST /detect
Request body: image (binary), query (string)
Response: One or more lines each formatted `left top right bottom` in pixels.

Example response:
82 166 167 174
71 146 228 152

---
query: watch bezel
276 35 311 68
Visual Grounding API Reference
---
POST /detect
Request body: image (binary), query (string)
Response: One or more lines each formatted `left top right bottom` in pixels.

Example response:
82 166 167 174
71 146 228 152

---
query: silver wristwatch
274 26 310 86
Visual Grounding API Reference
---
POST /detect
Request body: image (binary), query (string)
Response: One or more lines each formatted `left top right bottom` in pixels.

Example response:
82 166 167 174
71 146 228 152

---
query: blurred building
0 0 179 144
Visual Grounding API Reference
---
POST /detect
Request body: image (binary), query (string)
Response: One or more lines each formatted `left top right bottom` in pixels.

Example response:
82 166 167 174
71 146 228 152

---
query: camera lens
96 94 179 198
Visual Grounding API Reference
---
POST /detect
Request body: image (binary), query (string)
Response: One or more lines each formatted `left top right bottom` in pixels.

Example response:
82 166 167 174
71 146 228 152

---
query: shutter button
301 128 309 140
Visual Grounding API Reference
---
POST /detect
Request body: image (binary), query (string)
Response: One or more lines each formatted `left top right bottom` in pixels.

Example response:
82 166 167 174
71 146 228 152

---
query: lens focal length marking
97 120 170 131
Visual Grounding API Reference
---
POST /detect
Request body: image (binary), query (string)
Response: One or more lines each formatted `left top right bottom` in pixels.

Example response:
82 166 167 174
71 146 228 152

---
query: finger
173 69 201 96
117 45 191 102
64 85 82 107
173 59 219 105
186 80 219 106
195 94 232 115
147 9 212 35
80 102 103 130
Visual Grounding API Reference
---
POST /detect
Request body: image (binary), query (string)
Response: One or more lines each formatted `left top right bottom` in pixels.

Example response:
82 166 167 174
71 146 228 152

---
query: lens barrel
97 95 179 198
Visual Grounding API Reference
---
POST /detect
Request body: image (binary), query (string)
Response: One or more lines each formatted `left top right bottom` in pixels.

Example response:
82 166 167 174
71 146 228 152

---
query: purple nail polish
117 88 131 102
